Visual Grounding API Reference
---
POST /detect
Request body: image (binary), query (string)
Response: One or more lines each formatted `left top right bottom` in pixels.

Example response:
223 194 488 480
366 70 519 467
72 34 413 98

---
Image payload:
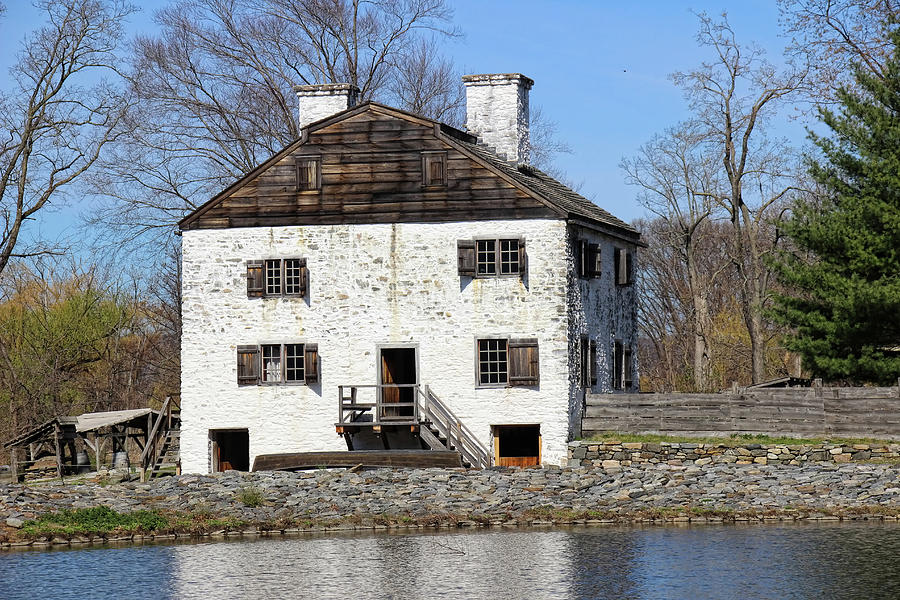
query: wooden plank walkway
252 450 463 472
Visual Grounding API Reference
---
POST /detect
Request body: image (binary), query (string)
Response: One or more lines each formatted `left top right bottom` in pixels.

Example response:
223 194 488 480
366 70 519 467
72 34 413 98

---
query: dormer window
422 151 447 187
296 156 321 191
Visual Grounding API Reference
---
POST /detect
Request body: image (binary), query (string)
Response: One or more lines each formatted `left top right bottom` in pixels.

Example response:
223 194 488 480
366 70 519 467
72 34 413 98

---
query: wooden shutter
247 261 265 297
613 341 624 389
518 238 527 278
297 157 320 191
508 338 539 386
589 340 598 386
624 346 633 388
615 248 626 285
587 243 601 278
579 336 589 386
625 251 634 285
458 240 476 276
304 343 319 384
576 240 586 278
237 345 260 385
300 259 309 298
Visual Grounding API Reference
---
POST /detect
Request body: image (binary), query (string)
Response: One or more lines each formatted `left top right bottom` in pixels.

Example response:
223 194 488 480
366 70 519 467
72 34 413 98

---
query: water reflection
2 523 900 599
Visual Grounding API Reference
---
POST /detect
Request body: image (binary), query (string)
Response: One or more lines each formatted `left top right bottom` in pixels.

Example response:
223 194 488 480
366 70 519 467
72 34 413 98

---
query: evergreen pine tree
772 29 900 384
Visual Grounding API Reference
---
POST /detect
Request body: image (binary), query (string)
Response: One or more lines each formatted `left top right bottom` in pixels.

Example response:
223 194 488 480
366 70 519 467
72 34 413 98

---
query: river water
2 522 899 599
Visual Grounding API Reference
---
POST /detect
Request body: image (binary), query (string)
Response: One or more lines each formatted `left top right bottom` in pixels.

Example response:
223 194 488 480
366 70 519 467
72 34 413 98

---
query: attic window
422 151 447 187
296 156 321 191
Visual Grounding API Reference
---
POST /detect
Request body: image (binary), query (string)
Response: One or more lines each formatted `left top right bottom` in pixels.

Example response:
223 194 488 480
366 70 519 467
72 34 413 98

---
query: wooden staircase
336 384 491 469
140 396 181 481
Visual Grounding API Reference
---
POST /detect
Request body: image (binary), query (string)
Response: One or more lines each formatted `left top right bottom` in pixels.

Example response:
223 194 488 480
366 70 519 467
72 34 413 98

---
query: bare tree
671 13 804 383
623 122 725 390
779 0 899 101
0 0 133 276
90 0 462 249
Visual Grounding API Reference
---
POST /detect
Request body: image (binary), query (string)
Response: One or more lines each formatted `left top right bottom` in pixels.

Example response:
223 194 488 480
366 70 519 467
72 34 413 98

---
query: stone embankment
567 440 900 467
2 461 900 549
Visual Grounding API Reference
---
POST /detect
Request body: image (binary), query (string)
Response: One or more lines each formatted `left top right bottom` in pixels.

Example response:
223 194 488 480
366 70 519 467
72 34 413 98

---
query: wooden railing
417 386 491 469
337 384 420 425
140 395 180 482
337 384 491 469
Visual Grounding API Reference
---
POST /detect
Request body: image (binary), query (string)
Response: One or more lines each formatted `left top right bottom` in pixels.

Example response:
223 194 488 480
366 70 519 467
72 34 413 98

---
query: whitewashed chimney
462 73 533 165
294 83 360 130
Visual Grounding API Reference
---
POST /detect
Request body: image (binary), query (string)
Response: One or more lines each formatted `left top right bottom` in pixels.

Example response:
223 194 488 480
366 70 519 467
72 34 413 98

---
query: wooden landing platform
251 450 463 472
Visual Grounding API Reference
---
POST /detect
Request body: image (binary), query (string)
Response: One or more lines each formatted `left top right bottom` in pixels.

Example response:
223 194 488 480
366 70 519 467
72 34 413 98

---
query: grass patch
22 506 168 536
584 432 897 446
235 486 265 507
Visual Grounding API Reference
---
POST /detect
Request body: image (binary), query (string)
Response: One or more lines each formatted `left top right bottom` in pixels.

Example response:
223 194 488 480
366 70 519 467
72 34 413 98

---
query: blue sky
0 0 809 242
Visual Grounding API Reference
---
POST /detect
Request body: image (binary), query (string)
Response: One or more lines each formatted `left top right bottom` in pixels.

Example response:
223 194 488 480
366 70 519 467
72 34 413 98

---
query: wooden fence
582 384 900 440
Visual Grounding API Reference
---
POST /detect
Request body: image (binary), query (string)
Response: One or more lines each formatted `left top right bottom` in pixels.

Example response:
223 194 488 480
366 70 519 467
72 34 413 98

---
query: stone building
178 73 640 473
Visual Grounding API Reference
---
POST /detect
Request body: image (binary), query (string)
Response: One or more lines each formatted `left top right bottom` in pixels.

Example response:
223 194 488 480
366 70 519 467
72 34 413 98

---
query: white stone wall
180 219 575 473
463 74 532 164
296 84 359 129
565 226 639 438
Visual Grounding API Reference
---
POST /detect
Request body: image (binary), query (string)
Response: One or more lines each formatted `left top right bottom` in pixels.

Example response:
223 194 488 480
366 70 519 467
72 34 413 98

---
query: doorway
210 429 249 472
492 424 541 467
379 346 417 419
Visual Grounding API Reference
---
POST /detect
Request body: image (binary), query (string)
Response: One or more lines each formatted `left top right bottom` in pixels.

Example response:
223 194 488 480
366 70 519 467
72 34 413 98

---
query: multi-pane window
577 240 601 279
499 239 520 274
265 260 282 295
261 344 283 382
478 339 508 385
283 259 304 295
477 338 540 387
247 258 308 298
477 240 497 276
238 343 317 386
285 344 305 382
459 238 526 279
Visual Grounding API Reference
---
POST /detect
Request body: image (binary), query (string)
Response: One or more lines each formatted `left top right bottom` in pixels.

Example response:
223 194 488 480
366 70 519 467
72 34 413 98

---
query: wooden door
380 348 416 419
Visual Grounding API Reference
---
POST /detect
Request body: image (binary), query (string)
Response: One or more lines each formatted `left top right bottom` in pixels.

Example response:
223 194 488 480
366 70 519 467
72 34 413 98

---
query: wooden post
53 424 64 482
10 448 17 483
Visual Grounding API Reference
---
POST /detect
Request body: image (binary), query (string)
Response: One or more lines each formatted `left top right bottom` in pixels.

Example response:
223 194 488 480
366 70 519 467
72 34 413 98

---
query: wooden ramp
252 450 463 472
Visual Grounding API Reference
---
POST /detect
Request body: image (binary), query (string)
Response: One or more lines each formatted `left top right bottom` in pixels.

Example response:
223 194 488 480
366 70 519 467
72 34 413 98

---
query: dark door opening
380 347 417 419
210 429 249 472
493 424 541 467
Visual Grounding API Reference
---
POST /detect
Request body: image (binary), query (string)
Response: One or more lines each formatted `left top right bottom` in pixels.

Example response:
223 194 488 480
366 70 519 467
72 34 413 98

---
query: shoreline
3 507 899 552
3 461 900 551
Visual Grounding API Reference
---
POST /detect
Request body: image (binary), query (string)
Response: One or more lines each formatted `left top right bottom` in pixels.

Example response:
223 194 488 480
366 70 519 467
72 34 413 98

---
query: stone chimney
462 73 533 165
294 83 360 130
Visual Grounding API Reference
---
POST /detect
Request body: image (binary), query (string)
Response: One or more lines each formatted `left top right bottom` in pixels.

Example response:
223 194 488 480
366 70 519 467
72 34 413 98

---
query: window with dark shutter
248 258 309 299
283 258 307 296
624 346 633 389
613 340 624 390
588 243 601 278
463 238 526 279
237 345 260 385
304 343 319 384
589 339 598 386
458 240 476 276
478 339 508 385
296 156 321 191
508 338 539 386
580 336 589 387
247 261 265 297
577 240 601 278
615 248 633 286
422 151 447 187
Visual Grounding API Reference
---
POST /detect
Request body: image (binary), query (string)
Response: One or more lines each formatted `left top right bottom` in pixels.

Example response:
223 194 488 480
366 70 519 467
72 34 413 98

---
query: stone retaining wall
567 440 900 468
